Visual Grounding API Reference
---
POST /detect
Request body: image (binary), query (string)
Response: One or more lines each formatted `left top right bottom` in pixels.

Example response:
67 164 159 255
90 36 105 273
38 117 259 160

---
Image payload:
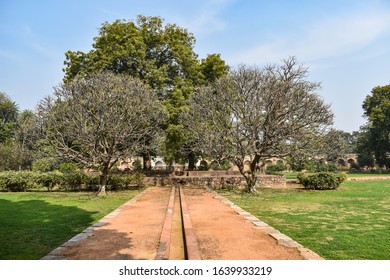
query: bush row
297 172 347 190
0 171 145 192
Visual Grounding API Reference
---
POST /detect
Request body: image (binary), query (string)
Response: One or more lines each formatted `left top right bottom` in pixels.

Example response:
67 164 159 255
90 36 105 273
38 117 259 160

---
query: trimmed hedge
0 171 145 192
266 162 288 174
0 171 32 192
35 171 63 191
297 172 347 190
108 173 145 191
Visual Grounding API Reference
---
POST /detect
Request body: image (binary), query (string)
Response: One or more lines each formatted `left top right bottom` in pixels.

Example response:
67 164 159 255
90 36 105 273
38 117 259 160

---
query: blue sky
1 0 390 132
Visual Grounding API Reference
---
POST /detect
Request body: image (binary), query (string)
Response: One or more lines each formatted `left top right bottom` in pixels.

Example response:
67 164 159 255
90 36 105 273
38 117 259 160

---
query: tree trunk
143 153 152 170
188 152 195 171
96 185 107 196
96 163 109 196
238 156 260 193
243 171 258 193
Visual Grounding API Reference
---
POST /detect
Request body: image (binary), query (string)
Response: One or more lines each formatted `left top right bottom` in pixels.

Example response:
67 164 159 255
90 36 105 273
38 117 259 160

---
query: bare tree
183 57 333 193
38 72 166 194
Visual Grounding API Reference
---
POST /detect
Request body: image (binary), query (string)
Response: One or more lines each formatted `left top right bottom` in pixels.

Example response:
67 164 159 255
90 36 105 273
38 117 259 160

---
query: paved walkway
42 186 323 260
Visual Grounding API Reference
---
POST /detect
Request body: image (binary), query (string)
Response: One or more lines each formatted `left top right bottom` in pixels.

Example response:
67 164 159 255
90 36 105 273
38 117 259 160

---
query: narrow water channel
169 186 186 259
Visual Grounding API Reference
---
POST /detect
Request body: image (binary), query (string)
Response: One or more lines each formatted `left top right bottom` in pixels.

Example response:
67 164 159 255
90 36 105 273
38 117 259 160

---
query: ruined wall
143 174 286 189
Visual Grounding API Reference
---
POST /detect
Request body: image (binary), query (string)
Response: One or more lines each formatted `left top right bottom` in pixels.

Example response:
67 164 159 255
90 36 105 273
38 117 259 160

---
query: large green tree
15 110 39 170
354 126 375 168
0 94 48 171
321 129 353 161
0 92 19 143
63 15 228 169
0 93 21 171
362 85 390 167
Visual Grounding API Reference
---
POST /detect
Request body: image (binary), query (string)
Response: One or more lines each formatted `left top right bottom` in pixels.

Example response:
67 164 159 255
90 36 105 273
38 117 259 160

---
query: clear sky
1 0 390 132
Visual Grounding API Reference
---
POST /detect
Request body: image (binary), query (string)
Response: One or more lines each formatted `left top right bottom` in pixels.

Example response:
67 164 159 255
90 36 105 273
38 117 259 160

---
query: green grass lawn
283 172 390 180
218 180 390 260
0 190 142 259
345 173 390 177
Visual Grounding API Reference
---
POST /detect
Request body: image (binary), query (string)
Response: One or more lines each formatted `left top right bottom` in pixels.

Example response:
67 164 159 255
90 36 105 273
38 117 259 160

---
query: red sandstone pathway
43 186 322 260
50 187 171 260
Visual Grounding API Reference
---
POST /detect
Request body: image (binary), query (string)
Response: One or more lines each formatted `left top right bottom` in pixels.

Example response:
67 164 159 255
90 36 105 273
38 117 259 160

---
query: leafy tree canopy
0 92 19 143
362 85 390 167
63 15 229 167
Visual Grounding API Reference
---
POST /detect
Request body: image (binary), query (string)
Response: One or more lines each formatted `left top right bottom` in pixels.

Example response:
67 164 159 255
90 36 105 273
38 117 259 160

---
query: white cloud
177 0 233 35
231 8 390 66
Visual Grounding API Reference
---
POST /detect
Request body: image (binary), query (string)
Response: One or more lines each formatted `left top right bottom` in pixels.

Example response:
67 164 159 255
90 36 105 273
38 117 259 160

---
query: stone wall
143 174 286 189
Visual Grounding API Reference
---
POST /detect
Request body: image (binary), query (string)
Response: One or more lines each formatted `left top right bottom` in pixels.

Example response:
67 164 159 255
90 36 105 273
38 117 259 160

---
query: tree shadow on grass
0 199 99 260
58 228 139 260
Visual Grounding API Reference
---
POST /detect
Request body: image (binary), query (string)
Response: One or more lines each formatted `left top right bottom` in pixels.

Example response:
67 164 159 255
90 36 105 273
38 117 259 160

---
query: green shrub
303 160 338 173
297 172 347 190
297 172 309 184
132 159 142 170
108 173 145 191
337 165 351 172
60 172 87 191
59 163 79 173
0 171 145 192
35 171 63 191
266 161 288 174
0 171 33 191
210 160 231 170
326 162 337 172
107 174 122 190
32 158 59 172
0 175 5 190
132 173 145 187
84 174 100 191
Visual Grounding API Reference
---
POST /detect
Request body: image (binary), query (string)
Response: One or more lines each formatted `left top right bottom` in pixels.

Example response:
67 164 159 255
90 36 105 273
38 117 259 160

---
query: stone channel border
179 186 201 260
206 187 324 260
155 186 176 260
41 188 150 260
156 186 202 260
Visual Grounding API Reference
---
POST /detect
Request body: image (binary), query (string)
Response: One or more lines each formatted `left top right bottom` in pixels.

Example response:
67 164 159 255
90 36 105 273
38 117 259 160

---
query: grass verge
218 180 389 259
283 172 390 180
0 189 143 259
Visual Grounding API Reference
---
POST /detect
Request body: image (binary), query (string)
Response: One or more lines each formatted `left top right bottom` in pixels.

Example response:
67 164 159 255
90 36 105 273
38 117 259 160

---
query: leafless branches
38 72 166 187
183 57 333 192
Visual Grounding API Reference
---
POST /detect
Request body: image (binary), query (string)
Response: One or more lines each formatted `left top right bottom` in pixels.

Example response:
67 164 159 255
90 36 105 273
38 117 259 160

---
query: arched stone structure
154 161 164 170
336 154 358 167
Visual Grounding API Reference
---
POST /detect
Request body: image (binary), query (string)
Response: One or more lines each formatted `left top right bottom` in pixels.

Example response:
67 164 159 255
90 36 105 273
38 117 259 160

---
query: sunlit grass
283 172 390 180
218 180 390 259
